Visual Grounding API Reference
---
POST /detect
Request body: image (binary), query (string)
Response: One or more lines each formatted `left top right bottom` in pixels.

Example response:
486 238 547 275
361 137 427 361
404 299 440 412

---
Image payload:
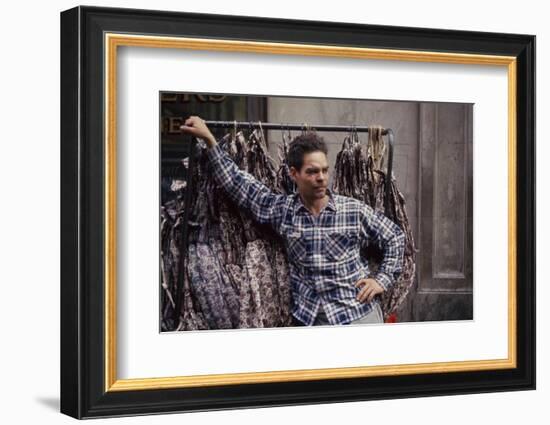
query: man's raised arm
180 116 286 228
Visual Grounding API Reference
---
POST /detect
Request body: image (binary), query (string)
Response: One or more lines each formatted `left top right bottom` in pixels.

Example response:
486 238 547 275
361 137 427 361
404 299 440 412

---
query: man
180 116 405 326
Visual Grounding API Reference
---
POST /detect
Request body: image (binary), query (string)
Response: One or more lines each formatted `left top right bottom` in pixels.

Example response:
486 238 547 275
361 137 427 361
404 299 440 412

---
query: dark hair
287 132 328 171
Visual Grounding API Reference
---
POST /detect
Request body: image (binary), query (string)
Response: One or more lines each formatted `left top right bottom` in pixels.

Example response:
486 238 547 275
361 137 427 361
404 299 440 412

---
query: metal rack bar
205 120 389 135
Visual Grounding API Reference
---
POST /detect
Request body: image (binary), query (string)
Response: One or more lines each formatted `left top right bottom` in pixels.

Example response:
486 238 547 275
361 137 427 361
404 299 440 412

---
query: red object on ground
385 313 397 323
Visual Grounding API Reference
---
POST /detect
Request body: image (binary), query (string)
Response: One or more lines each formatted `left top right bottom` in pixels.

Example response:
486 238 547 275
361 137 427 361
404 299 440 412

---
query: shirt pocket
283 229 308 261
324 231 357 262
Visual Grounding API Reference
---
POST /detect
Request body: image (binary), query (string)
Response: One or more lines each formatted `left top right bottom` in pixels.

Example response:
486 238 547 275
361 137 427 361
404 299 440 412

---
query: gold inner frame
104 33 517 392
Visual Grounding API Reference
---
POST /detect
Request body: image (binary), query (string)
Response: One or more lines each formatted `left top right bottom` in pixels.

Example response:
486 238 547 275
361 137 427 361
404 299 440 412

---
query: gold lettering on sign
169 117 183 134
161 93 178 102
208 95 226 102
162 94 227 103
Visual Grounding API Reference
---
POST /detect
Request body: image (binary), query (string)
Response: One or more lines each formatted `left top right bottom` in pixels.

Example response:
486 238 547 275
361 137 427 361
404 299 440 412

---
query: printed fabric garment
160 198 208 332
271 242 293 327
206 142 405 326
224 263 262 328
187 242 240 329
244 239 282 328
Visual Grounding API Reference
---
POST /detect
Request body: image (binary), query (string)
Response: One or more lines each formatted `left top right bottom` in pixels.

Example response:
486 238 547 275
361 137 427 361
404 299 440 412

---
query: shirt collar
293 189 337 214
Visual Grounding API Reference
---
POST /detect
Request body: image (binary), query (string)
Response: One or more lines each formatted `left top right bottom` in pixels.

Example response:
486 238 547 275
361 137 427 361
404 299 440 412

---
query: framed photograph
60 5 535 419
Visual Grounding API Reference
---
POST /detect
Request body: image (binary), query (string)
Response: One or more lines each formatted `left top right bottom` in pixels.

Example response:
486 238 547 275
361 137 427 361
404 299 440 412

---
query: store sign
161 93 227 103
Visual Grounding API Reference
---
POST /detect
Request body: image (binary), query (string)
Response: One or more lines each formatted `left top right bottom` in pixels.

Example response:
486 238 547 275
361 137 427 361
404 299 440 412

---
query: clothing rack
205 120 390 135
172 121 395 327
204 120 395 213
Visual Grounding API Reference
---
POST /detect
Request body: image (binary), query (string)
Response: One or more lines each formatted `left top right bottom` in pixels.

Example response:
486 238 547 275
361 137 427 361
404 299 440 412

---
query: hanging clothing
206 142 405 326
332 127 417 320
161 130 294 330
160 125 413 329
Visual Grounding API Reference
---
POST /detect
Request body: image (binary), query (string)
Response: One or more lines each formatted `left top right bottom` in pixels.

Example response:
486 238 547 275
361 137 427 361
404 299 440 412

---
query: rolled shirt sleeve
205 142 286 229
359 204 405 291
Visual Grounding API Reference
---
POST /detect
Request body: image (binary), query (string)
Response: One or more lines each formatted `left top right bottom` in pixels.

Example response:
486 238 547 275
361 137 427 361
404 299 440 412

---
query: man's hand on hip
355 278 384 303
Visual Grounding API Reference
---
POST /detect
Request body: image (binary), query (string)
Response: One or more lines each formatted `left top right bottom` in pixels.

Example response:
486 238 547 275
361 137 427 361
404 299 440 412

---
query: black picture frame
60 5 535 419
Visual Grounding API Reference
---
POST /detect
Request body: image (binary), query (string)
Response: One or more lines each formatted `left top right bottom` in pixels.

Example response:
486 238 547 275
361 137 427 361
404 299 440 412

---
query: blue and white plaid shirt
206 143 405 326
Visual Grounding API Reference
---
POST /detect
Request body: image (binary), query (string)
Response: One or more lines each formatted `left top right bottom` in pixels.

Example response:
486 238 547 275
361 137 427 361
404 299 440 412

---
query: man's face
290 151 330 201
